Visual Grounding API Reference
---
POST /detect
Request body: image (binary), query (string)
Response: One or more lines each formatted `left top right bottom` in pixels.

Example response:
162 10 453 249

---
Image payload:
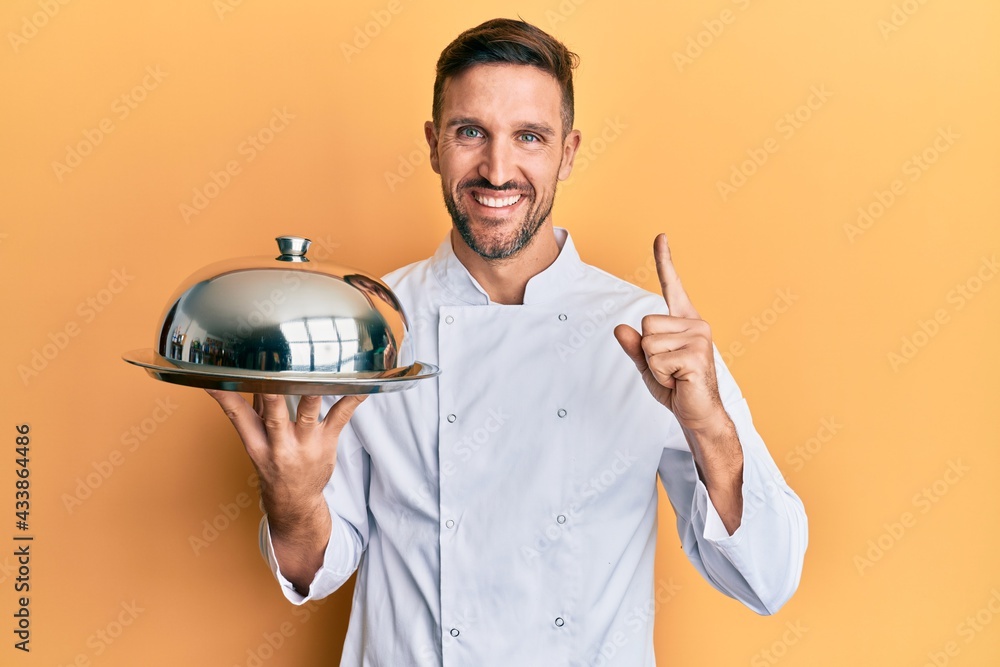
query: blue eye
520 133 539 143
460 127 482 138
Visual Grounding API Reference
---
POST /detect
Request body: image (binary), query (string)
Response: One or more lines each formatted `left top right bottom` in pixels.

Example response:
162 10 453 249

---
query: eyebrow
445 117 557 138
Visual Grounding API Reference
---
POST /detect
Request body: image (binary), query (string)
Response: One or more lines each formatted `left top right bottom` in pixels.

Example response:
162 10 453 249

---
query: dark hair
432 18 579 137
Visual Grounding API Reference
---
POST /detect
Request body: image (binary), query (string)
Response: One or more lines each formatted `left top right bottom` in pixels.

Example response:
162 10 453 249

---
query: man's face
425 64 581 261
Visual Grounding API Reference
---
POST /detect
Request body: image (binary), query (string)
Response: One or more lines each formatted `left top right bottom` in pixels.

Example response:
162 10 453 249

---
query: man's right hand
205 390 367 594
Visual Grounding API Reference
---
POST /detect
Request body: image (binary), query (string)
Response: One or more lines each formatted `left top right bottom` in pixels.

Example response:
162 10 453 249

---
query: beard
442 176 556 261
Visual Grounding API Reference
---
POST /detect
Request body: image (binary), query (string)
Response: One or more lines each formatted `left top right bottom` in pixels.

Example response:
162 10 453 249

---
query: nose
478 137 515 187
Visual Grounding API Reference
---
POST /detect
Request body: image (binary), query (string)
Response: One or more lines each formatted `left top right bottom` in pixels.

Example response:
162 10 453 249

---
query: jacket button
557 408 567 418
558 313 568 321
450 628 460 637
554 617 565 627
447 414 457 423
445 315 455 324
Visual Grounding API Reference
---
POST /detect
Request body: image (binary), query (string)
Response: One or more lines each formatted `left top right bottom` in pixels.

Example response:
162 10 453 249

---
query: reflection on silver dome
155 238 409 377
123 236 439 395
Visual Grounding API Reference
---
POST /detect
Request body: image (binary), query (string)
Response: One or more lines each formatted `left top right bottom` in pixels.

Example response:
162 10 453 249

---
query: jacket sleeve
657 347 808 614
258 395 371 604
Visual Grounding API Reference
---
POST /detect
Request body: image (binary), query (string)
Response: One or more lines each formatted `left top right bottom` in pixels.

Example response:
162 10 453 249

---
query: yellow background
1 0 998 664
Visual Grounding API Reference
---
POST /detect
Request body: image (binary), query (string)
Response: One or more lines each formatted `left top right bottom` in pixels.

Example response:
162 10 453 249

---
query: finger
253 393 264 418
654 233 699 319
642 333 695 359
639 313 701 337
205 389 268 459
613 324 648 373
639 331 705 357
295 395 324 428
322 394 368 438
258 393 291 436
645 349 695 388
646 346 708 385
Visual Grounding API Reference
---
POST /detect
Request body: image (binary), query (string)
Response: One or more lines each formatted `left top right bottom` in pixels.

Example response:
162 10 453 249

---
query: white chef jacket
260 227 807 667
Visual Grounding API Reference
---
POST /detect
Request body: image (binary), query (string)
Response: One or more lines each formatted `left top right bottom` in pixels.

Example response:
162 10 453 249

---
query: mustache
458 177 532 194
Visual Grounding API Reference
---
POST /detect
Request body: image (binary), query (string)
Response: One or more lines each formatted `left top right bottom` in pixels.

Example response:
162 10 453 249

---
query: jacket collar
431 226 586 306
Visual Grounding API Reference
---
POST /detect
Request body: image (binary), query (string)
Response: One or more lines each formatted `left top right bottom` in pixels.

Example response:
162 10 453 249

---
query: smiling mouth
472 192 522 208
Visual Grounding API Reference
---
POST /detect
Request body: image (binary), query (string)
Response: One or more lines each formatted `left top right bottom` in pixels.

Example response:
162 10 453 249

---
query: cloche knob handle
276 236 311 262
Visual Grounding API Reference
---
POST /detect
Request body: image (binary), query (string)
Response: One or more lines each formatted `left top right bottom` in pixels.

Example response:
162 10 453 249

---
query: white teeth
474 193 521 208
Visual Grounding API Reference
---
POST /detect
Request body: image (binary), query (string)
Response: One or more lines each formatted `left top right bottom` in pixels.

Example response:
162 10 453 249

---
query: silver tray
122 348 439 395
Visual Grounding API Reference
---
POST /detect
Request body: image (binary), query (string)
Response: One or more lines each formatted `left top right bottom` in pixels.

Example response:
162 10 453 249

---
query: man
208 18 807 666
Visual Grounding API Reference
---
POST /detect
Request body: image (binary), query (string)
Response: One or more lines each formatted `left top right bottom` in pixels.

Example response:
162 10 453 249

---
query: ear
557 129 582 181
424 121 441 175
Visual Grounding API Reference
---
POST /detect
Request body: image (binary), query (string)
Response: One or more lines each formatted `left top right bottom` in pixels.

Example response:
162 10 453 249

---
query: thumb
614 324 648 373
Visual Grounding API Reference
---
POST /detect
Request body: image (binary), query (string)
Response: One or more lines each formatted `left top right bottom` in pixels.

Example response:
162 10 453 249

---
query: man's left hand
613 233 726 433
614 234 744 533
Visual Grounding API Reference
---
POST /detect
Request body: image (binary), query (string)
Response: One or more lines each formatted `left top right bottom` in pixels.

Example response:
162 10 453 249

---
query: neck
451 222 561 305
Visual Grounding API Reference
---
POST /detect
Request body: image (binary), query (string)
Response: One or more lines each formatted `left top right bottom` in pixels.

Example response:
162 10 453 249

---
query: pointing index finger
654 233 698 318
